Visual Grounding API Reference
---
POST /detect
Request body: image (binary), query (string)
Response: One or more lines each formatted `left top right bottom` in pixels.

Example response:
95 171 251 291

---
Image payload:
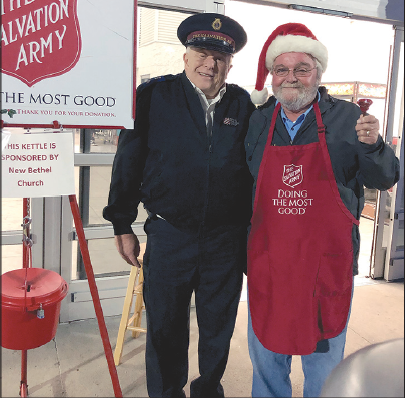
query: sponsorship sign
1 0 135 128
2 132 75 198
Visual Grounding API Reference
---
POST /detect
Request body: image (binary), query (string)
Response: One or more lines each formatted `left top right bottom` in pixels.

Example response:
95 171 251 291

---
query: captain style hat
251 23 328 105
177 13 247 54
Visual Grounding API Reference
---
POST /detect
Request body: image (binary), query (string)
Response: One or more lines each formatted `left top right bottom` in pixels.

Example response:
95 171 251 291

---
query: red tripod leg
20 350 28 397
68 194 123 397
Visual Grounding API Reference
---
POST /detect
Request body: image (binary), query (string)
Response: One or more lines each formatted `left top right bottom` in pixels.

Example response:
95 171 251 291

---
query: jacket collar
181 71 207 136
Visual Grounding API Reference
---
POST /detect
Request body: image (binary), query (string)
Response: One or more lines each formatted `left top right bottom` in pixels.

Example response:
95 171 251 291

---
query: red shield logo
282 164 303 188
1 0 81 87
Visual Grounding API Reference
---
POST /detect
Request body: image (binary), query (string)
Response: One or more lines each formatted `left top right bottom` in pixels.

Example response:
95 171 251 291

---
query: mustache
281 82 305 88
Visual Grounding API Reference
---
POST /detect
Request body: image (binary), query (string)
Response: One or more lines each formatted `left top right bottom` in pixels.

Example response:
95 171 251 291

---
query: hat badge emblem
212 18 222 31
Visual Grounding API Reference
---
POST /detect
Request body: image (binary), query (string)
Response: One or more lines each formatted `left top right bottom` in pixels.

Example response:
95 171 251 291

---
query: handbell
357 98 373 115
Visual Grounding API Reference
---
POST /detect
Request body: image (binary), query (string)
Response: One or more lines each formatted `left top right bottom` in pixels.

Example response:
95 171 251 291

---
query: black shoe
190 379 224 398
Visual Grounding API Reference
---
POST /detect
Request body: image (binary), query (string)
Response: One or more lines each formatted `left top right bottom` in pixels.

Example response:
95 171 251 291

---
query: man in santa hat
245 23 399 397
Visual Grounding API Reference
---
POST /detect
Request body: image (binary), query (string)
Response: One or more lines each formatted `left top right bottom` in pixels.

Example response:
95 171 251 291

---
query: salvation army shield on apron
247 102 359 355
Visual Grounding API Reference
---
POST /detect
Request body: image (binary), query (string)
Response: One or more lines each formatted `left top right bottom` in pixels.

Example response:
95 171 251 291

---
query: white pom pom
251 88 269 105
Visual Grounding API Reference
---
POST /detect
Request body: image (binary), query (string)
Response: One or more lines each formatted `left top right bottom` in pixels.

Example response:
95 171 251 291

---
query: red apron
247 102 358 355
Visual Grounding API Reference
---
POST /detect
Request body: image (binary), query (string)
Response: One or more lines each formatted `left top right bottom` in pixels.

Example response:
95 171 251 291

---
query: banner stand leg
20 198 30 397
54 121 123 396
68 194 123 398
20 350 28 397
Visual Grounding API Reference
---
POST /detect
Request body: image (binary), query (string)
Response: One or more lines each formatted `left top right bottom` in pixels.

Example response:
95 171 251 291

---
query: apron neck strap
268 102 282 143
313 101 325 134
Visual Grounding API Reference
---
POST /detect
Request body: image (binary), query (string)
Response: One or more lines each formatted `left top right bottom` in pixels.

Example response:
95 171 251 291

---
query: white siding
138 0 220 13
158 10 189 43
140 8 157 46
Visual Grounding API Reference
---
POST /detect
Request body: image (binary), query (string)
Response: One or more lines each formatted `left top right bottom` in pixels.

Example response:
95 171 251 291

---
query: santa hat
251 23 328 105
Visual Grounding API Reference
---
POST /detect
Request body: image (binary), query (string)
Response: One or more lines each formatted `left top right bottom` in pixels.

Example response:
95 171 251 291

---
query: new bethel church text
3 141 58 187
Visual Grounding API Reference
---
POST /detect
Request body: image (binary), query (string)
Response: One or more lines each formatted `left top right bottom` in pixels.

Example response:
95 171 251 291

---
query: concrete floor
1 276 404 397
2 212 403 397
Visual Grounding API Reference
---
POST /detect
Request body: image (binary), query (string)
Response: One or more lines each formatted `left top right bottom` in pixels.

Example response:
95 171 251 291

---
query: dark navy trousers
142 216 246 397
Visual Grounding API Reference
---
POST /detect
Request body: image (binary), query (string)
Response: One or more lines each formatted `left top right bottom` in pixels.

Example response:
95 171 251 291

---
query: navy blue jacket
103 72 256 234
245 87 400 275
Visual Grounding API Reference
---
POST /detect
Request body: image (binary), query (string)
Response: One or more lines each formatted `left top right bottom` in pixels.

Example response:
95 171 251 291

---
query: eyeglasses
273 67 317 77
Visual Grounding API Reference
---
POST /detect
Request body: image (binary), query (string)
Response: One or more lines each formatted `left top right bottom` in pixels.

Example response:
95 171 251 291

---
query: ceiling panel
232 0 404 25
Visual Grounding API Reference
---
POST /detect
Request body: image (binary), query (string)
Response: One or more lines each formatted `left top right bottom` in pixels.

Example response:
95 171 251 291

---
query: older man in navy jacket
103 13 255 398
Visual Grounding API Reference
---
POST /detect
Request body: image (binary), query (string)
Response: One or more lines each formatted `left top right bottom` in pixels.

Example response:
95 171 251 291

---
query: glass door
384 130 404 281
371 29 404 280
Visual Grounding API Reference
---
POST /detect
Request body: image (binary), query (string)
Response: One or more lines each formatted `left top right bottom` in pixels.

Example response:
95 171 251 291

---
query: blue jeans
248 289 353 398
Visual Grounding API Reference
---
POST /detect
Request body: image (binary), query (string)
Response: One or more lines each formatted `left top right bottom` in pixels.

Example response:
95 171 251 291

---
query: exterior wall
140 8 157 45
139 0 224 13
137 42 186 86
137 8 189 86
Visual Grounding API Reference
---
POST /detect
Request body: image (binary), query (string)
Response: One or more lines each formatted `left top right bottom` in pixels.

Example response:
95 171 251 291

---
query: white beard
273 82 319 112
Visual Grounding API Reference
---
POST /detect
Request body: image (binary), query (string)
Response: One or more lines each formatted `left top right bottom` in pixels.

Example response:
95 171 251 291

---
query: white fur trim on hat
251 88 269 105
266 34 328 71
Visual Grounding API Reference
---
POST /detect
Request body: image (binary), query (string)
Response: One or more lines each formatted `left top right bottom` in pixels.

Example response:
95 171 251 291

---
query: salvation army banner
2 131 75 198
1 0 135 129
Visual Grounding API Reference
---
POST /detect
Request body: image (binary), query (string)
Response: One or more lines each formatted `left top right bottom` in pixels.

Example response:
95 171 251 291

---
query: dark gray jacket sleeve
102 83 152 235
357 136 400 190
